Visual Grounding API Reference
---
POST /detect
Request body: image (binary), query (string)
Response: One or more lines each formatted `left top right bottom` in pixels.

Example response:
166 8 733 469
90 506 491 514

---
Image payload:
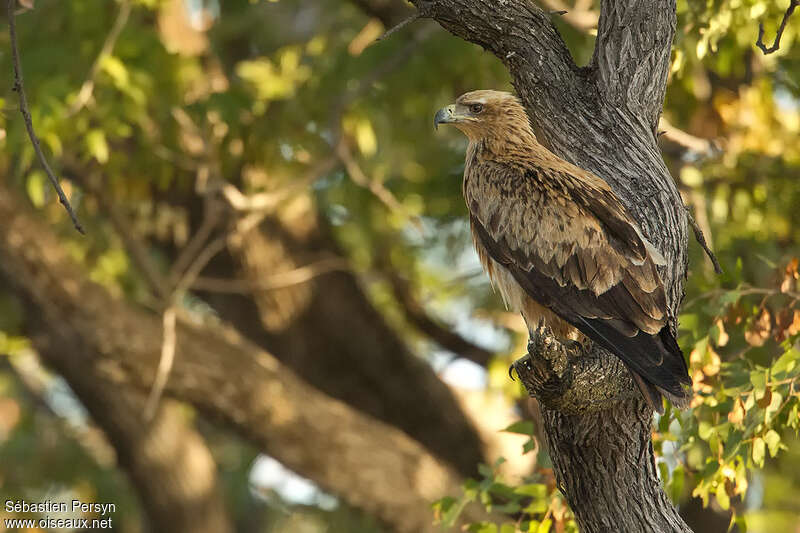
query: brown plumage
434 90 691 412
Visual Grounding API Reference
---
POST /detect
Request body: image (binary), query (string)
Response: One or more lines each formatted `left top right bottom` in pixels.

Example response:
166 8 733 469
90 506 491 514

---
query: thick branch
0 183 472 533
409 0 581 107
512 329 692 532
592 0 677 130
420 1 691 530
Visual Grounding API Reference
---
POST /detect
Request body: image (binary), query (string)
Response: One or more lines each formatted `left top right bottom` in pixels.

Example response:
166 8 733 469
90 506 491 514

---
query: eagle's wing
465 160 690 406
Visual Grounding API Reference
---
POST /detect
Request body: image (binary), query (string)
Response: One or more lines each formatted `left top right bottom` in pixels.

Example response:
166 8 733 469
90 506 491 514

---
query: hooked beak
434 104 458 130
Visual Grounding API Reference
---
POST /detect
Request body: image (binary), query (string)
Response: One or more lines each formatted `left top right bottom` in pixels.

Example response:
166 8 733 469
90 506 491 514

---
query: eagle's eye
469 103 484 114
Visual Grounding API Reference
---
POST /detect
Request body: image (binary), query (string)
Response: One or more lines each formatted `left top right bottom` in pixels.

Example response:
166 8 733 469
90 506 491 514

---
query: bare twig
384 267 494 366
756 0 800 54
336 142 423 231
375 11 422 41
172 236 228 296
7 0 85 234
658 118 721 158
220 153 340 213
191 257 350 294
66 0 132 116
685 206 723 274
539 0 598 31
168 198 223 286
143 306 177 422
74 172 169 299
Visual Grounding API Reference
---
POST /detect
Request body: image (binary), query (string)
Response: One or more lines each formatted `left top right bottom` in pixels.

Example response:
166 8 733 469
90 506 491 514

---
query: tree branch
6 0 85 233
0 182 481 533
376 10 422 41
756 0 800 55
685 205 723 274
407 0 582 110
380 263 494 366
538 0 598 32
416 1 692 529
4 341 233 533
592 0 677 130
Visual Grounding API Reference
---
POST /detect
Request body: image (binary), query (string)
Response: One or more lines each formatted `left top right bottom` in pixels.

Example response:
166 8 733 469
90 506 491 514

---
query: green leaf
764 429 781 457
493 501 521 514
488 482 516 500
86 129 110 164
750 370 767 399
432 496 462 527
26 170 47 208
503 420 535 435
669 465 685 503
698 421 714 441
765 391 783 421
523 438 537 454
467 522 497 533
537 518 553 533
752 437 766 467
723 430 743 460
716 483 731 510
515 483 547 499
771 347 800 377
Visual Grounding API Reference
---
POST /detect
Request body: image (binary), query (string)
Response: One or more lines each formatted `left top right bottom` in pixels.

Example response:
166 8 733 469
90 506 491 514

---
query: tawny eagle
434 90 691 412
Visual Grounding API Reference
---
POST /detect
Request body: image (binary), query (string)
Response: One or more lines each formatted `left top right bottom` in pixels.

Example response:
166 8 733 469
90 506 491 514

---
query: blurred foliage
0 0 798 531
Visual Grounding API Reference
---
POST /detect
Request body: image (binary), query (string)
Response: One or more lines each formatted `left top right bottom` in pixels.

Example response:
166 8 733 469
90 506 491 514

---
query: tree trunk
0 180 478 533
410 0 692 531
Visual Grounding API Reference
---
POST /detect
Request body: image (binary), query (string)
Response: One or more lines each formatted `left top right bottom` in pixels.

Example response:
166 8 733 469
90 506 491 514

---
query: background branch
7 0 85 233
0 182 482 533
756 0 800 55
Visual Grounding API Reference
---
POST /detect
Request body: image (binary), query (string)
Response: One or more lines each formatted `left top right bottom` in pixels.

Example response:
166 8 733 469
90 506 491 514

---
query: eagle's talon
508 362 517 381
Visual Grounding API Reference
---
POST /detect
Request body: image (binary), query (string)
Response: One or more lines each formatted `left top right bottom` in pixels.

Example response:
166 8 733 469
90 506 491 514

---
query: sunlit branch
191 257 351 294
658 117 721 158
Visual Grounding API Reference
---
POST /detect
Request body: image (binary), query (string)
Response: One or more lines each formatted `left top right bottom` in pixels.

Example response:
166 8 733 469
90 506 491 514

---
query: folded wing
465 160 691 410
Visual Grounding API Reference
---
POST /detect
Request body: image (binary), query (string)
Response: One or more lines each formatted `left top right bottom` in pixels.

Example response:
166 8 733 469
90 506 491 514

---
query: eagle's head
434 90 533 142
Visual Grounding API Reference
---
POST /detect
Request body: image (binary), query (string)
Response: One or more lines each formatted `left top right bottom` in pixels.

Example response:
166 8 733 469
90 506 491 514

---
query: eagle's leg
509 322 574 403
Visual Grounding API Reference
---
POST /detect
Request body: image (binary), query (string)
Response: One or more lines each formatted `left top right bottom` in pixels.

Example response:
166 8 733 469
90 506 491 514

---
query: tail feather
575 315 693 410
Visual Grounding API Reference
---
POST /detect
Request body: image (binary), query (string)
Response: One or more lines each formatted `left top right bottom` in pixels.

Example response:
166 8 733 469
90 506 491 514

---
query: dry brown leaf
728 397 745 424
703 344 721 376
756 387 773 409
744 308 771 347
775 308 800 342
714 318 730 347
788 309 800 337
781 257 799 293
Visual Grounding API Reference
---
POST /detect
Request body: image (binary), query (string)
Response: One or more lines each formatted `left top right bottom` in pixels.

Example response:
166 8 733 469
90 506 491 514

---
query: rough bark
0 181 472 533
410 0 691 531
